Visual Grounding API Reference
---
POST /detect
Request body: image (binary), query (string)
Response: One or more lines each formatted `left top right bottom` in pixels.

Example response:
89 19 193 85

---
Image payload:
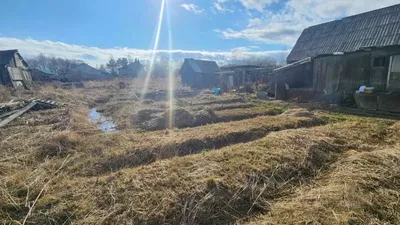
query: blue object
213 88 221 95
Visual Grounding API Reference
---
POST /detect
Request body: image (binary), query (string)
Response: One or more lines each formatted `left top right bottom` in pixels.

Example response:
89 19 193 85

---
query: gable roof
0 49 29 67
185 58 221 74
118 62 144 71
0 50 17 65
70 63 108 74
287 4 400 63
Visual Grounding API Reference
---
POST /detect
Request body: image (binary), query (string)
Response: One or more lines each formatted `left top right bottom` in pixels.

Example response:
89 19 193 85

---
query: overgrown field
1 79 399 224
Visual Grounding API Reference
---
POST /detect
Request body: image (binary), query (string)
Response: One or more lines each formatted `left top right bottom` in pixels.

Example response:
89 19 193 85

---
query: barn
0 49 32 89
272 4 400 112
180 58 221 89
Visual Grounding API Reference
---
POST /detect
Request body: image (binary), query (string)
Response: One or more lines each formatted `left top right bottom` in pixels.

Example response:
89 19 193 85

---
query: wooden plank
0 110 19 119
0 102 37 128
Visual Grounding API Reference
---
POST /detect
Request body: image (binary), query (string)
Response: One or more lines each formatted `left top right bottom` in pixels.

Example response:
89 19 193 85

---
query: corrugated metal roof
287 4 400 63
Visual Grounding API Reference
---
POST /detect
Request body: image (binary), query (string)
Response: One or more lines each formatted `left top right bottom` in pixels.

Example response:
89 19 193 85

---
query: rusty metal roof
287 4 400 63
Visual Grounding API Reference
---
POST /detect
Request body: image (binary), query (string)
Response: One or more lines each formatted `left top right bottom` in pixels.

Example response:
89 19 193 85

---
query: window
373 57 386 67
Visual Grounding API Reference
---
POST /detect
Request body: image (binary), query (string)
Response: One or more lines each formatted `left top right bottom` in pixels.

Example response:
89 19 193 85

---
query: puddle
89 108 118 132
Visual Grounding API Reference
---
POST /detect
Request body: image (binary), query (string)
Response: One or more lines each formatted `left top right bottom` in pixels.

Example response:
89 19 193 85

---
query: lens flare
166 0 174 129
139 0 166 101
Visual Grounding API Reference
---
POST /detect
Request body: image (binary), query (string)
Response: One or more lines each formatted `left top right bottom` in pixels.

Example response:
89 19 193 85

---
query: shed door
388 55 400 91
345 53 370 91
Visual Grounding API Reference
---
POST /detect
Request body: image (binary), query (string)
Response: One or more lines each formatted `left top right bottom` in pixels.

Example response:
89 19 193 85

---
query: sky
0 0 399 66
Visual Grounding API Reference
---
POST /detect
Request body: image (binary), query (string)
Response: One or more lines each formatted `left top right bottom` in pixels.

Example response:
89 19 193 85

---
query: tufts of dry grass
215 107 283 122
36 132 80 159
245 147 400 224
75 110 325 176
13 118 392 225
0 86 14 102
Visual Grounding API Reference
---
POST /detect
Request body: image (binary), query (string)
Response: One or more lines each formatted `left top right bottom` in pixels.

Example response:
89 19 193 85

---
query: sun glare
166 0 175 129
139 0 166 102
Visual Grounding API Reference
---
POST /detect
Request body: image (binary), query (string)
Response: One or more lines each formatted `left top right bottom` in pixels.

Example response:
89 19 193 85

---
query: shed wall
312 46 400 100
275 62 313 89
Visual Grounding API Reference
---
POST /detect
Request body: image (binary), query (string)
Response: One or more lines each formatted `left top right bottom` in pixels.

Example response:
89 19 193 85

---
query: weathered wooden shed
0 49 32 89
272 3 400 109
180 58 221 89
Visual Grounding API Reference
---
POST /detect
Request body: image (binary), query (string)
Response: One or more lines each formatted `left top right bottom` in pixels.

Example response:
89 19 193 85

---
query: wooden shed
180 58 221 89
272 3 400 110
0 49 32 89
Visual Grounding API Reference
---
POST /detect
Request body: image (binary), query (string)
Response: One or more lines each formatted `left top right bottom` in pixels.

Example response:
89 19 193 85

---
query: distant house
0 49 32 89
118 59 145 78
272 3 400 112
65 63 112 81
31 68 59 82
180 58 221 88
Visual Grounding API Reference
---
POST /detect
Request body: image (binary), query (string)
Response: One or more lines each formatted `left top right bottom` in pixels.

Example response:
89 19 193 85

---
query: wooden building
272 3 400 111
180 58 221 89
0 49 32 89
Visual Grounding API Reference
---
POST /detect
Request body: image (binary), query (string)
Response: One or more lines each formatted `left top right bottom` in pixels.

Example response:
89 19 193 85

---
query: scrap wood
0 109 19 119
0 102 37 128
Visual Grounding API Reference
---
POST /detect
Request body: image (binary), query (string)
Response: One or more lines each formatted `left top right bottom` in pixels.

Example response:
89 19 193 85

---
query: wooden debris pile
0 99 59 128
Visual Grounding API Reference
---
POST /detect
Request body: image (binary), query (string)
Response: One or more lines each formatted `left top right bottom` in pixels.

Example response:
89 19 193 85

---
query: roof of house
31 68 58 77
0 49 28 67
118 62 144 71
185 58 221 74
287 4 400 63
70 63 109 74
31 68 59 81
220 65 263 71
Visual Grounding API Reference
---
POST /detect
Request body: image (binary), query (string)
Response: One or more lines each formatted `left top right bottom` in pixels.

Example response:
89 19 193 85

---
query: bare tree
148 56 176 78
26 54 82 79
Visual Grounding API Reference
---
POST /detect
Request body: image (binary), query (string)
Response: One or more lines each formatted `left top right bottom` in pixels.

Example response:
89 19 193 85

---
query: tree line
26 53 279 80
98 56 181 77
26 53 180 78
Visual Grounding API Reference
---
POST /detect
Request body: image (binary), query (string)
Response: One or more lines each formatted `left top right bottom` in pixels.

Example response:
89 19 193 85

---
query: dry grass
1 118 391 225
245 123 400 224
1 79 399 225
72 109 325 176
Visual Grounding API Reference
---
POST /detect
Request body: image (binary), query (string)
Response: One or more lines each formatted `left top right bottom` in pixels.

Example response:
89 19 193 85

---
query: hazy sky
0 0 398 65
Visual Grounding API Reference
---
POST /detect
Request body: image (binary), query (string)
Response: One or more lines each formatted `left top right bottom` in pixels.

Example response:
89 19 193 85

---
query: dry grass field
0 78 399 224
